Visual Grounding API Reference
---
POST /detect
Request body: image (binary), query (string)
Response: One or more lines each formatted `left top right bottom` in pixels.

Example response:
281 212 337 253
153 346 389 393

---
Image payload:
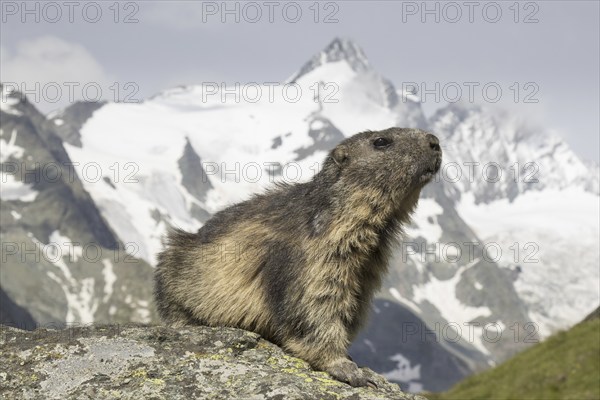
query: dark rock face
0 287 36 330
1 88 157 327
1 88 117 249
0 324 428 400
350 300 473 393
381 180 535 387
50 101 106 147
289 37 371 83
294 116 345 161
178 137 213 202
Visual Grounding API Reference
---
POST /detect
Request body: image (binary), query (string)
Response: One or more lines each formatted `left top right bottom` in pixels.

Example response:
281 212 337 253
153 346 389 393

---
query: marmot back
154 127 442 387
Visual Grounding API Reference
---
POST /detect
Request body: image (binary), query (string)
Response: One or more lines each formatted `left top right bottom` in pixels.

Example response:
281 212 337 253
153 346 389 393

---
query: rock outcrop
0 324 426 400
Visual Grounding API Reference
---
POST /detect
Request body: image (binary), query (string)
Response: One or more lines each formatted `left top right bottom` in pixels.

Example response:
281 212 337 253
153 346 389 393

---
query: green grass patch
427 316 600 400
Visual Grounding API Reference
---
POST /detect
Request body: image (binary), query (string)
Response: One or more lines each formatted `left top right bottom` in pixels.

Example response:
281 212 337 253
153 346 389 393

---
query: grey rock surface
0 324 427 400
50 100 106 147
178 137 213 203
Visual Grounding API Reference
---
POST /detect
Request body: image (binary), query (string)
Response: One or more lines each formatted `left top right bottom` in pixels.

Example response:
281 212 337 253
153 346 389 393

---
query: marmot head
323 127 442 206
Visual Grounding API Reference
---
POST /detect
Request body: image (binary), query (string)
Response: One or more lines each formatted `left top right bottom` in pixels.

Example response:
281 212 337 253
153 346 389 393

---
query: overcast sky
1 1 598 162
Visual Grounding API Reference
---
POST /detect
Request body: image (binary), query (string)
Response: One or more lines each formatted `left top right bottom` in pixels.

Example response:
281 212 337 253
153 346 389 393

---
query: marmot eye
373 137 392 148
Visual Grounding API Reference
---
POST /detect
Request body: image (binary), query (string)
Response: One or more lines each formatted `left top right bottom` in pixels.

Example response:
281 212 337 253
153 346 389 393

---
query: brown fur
154 127 442 386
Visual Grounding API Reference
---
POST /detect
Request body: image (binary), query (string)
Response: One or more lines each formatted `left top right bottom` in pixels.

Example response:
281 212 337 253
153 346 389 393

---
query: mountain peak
321 37 370 68
0 83 25 116
288 38 371 82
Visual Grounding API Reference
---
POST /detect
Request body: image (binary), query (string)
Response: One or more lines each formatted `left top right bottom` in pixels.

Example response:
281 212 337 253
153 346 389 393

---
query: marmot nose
426 134 441 152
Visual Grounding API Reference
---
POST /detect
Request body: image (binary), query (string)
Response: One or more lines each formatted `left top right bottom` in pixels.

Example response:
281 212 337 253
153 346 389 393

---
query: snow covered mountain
0 84 156 327
430 103 598 201
429 102 599 336
1 38 598 392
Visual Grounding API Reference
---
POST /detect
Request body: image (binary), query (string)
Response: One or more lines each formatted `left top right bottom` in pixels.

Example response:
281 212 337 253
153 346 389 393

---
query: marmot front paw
326 358 373 387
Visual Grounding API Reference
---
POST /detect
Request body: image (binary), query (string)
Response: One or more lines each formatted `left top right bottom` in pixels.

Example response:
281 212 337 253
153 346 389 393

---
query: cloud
0 35 113 113
140 2 226 31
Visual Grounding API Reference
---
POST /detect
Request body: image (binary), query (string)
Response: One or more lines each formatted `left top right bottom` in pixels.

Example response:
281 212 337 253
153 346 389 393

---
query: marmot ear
331 145 349 167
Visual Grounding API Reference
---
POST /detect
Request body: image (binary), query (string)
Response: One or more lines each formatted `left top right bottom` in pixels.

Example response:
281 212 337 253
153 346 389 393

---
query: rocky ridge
0 324 426 400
